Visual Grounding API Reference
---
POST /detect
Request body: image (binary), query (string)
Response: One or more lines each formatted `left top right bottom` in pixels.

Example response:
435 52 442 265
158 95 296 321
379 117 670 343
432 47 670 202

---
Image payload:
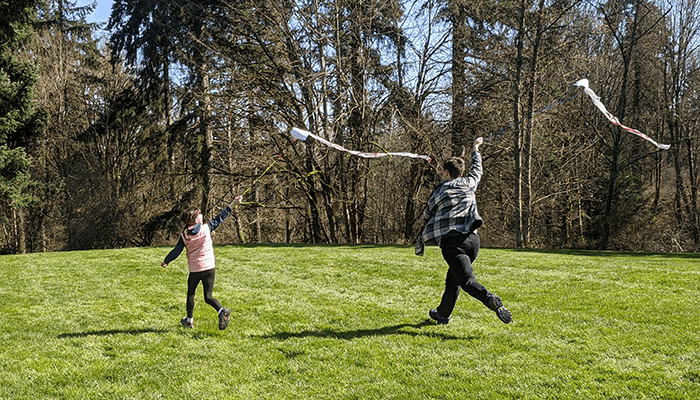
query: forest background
2 0 699 254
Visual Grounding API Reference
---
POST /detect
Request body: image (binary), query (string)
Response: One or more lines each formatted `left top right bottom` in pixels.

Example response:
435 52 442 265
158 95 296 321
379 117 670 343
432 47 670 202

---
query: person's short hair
180 208 200 226
443 157 464 179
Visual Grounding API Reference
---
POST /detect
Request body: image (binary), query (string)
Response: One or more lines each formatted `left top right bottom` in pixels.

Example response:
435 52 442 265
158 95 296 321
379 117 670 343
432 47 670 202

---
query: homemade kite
484 79 670 151
290 127 432 162
575 79 670 150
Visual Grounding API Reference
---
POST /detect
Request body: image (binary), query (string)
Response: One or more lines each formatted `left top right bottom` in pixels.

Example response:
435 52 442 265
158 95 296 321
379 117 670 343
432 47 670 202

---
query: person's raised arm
209 195 243 232
473 137 483 153
464 137 484 187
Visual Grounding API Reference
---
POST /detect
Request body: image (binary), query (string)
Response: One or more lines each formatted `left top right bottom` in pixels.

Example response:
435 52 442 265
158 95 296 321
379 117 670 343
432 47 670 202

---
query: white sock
217 308 222 315
187 317 193 323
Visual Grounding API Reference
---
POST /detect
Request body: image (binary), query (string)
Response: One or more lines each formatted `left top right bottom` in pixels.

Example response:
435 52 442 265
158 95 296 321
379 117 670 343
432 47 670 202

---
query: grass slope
1 245 699 399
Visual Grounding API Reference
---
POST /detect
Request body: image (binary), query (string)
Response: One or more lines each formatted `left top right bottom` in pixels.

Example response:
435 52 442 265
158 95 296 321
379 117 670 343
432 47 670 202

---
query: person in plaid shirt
416 137 512 325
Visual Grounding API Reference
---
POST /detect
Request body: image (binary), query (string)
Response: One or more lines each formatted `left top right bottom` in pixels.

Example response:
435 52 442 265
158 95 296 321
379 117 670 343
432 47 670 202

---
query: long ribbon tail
290 128 431 162
575 79 670 150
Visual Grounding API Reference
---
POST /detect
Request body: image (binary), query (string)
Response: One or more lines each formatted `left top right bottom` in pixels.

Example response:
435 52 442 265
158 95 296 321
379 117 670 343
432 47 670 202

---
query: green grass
1 245 699 399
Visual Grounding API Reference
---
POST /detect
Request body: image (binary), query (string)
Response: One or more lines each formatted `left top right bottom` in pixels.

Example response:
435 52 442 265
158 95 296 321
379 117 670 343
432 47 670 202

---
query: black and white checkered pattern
417 151 484 252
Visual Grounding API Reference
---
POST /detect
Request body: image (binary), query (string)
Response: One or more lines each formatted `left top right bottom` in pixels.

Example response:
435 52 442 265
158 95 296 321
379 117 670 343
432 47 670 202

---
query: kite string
208 152 283 210
239 152 284 204
484 85 582 143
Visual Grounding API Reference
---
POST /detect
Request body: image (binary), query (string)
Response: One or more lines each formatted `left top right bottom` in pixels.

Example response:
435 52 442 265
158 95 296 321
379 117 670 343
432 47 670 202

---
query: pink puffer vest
182 224 215 273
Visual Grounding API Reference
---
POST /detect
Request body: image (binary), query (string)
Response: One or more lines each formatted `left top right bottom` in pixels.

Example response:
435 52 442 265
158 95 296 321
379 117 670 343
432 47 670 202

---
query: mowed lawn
1 244 698 399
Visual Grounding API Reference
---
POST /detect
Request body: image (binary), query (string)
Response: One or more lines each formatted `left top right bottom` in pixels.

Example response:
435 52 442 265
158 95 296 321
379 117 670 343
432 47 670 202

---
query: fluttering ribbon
290 127 432 162
575 79 670 150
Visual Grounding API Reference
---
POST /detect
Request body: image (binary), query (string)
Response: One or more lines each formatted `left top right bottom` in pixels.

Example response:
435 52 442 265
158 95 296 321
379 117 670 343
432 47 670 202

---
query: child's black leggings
186 269 222 318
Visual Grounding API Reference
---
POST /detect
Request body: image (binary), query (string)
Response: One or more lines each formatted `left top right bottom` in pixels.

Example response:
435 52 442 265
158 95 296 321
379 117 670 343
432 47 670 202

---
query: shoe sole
219 308 231 330
487 295 512 324
496 307 512 324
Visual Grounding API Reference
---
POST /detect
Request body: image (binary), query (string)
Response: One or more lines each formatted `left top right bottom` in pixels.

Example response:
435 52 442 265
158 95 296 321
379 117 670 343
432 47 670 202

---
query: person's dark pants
186 269 222 318
436 232 491 318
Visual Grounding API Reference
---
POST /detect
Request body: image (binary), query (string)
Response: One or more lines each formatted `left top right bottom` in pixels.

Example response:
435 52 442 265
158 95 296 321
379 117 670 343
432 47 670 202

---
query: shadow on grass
58 328 167 338
260 320 481 341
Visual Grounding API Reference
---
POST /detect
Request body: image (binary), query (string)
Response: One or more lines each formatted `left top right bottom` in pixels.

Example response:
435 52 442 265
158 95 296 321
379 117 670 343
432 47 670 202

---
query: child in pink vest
161 196 242 329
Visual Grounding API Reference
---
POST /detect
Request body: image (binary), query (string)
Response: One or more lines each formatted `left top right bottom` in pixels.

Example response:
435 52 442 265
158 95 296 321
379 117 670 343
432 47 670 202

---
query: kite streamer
575 79 670 150
290 127 432 162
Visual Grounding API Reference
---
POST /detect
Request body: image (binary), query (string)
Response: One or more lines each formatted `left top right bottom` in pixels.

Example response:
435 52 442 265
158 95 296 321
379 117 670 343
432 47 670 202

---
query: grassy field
1 244 699 399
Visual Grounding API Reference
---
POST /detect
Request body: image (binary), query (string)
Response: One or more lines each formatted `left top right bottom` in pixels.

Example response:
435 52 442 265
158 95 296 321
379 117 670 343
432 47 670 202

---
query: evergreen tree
0 0 44 253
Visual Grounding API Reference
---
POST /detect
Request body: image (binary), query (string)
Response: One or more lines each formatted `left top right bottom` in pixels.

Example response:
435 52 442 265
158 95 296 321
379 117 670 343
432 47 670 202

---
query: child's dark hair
180 208 200 227
443 157 464 179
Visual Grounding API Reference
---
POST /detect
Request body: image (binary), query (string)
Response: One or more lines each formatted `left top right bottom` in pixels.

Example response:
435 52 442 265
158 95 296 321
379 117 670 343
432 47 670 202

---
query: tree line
1 0 699 254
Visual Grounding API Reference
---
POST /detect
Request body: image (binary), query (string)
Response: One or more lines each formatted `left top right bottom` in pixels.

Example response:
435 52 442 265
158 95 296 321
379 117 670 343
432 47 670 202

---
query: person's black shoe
218 307 231 330
486 294 512 324
429 309 450 325
180 317 193 329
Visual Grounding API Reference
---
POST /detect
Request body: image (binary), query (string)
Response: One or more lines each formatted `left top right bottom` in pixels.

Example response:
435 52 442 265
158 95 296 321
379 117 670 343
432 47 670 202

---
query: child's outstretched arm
161 237 185 267
209 195 243 232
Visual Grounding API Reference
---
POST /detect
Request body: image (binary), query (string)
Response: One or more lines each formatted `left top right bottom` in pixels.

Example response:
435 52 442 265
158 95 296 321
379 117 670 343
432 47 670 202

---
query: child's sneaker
218 308 231 330
180 317 193 329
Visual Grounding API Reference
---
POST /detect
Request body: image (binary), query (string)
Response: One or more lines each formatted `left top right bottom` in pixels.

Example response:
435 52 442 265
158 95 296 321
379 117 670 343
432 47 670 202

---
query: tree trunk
347 4 367 244
193 14 213 215
306 147 324 243
164 54 176 201
601 0 637 249
234 208 245 244
602 137 621 248
451 1 468 154
513 0 526 247
685 136 699 245
255 170 261 242
521 0 546 247
200 89 213 216
15 208 27 254
404 162 424 242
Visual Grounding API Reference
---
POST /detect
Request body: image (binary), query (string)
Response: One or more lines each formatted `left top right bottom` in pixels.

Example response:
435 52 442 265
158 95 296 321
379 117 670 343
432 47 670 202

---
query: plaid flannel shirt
415 151 483 255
